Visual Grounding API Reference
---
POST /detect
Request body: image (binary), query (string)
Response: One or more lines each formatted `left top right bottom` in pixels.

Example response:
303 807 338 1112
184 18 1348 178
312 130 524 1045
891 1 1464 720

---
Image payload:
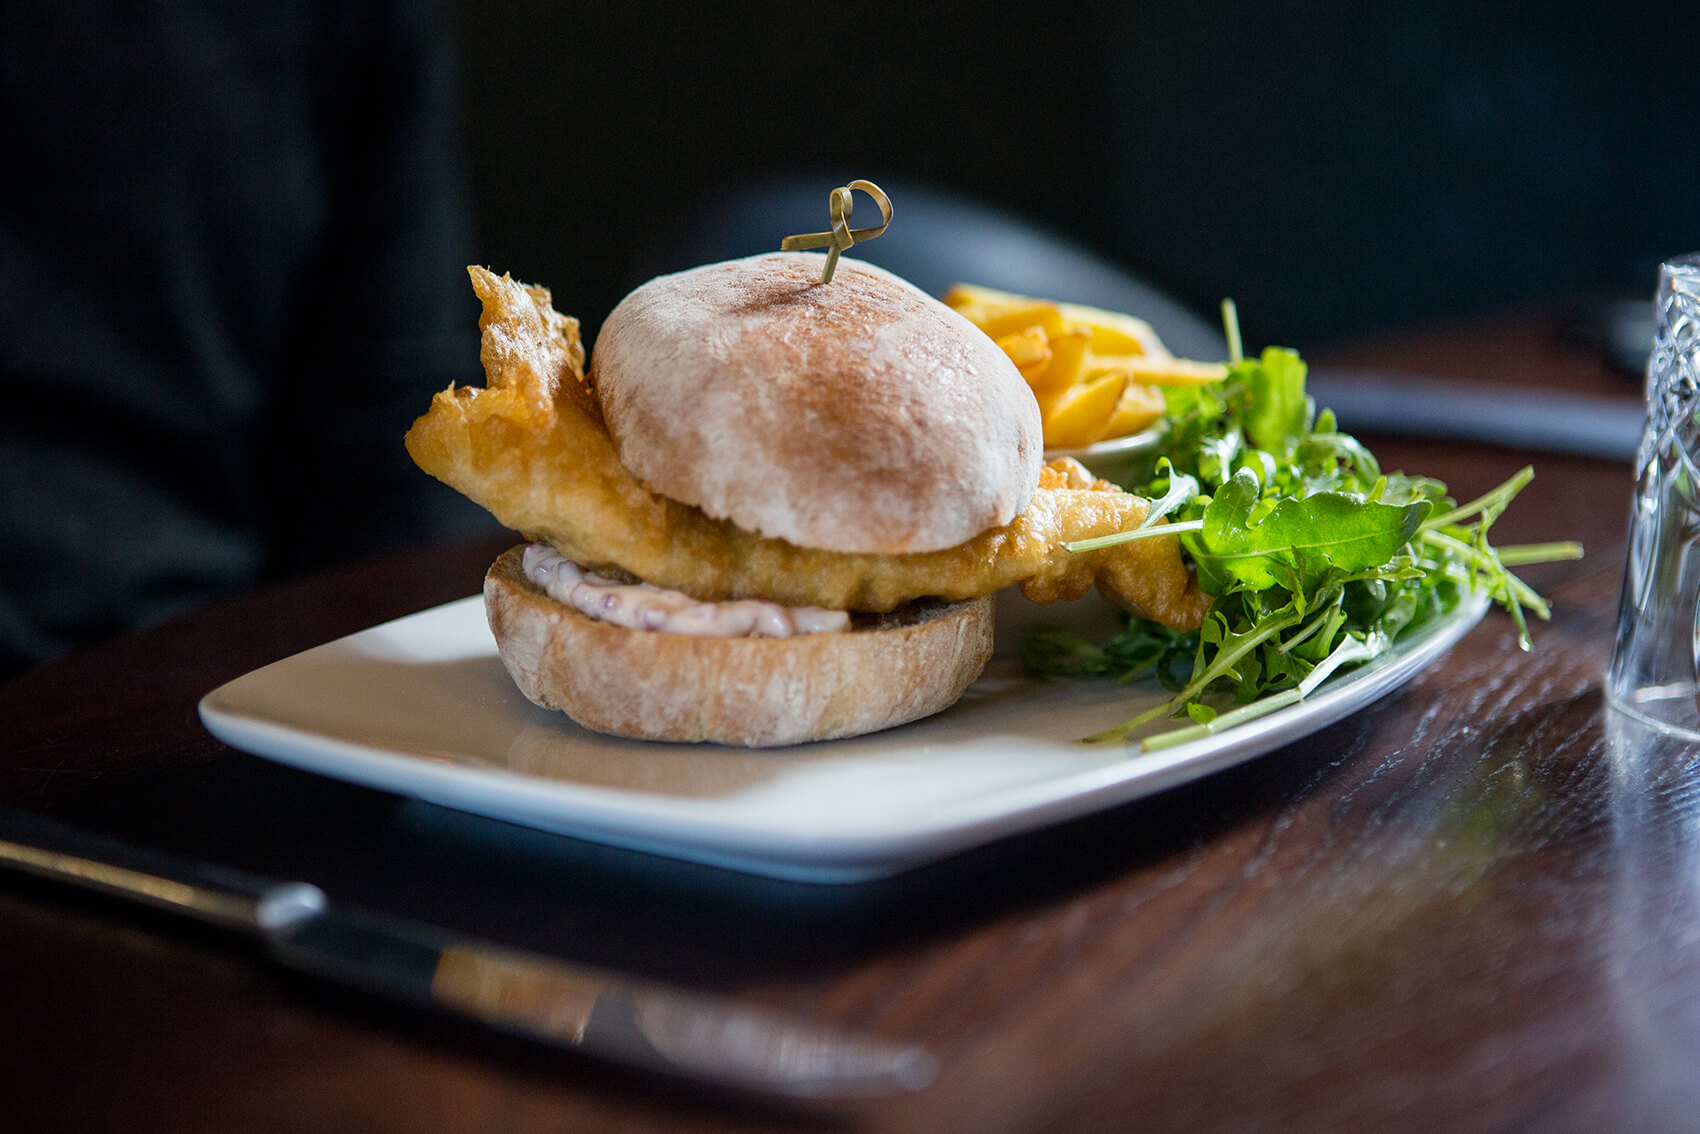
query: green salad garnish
1023 305 1582 749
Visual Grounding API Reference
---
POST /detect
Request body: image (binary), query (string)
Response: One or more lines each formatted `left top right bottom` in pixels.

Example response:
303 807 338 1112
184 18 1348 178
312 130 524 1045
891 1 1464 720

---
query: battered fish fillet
405 267 1210 630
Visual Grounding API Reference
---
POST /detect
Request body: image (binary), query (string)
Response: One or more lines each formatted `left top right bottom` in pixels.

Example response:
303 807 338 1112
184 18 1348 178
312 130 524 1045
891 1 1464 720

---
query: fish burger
406 254 1207 747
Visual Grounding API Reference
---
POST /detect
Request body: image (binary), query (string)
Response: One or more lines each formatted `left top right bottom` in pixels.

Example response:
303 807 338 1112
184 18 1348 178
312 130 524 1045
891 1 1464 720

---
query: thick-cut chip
1058 301 1167 356
1101 382 1166 439
1043 370 1128 449
943 282 1228 446
406 268 1211 630
1094 354 1230 386
978 303 1068 342
995 325 1053 379
1031 328 1091 415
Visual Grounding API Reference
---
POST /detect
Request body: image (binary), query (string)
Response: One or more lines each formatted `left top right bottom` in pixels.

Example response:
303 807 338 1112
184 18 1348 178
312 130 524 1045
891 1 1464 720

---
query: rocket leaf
1242 346 1310 451
1186 469 1432 596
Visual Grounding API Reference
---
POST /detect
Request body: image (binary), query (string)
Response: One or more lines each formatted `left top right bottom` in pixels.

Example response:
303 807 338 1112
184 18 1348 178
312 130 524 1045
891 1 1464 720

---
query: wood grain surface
1 316 1672 1133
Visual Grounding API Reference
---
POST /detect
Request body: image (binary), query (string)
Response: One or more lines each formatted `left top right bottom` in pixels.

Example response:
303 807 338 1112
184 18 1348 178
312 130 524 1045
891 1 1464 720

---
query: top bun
590 252 1042 555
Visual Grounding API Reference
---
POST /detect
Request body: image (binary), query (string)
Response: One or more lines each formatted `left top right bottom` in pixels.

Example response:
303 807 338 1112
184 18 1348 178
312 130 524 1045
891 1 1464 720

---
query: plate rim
199 591 1487 882
1042 426 1161 462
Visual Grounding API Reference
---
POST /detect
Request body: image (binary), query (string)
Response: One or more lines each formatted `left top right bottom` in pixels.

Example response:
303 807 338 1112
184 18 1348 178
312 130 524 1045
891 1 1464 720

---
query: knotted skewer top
779 180 892 284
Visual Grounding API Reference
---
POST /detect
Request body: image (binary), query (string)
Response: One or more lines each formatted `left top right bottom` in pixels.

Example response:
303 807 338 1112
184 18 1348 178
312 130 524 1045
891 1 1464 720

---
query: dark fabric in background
0 1 494 677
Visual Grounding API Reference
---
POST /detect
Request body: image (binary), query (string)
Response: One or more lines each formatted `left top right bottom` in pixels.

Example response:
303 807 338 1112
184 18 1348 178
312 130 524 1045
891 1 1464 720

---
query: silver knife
0 806 937 1097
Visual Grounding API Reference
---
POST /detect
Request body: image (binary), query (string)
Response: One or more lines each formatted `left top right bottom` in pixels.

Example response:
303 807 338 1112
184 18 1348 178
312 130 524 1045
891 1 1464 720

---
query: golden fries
1102 381 1167 440
944 283 1227 450
1044 370 1128 450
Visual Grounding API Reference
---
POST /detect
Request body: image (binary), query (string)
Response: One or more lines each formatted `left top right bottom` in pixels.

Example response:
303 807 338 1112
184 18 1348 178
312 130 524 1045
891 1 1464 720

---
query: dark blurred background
454 1 1700 349
4 0 1697 675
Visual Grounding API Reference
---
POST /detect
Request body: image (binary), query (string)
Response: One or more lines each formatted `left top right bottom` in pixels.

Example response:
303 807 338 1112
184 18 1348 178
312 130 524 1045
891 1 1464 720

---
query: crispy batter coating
404 268 1209 630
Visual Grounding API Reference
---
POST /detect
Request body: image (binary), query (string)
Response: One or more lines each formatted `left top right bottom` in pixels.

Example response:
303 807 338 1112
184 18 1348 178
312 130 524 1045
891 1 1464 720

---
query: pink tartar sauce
522 544 849 638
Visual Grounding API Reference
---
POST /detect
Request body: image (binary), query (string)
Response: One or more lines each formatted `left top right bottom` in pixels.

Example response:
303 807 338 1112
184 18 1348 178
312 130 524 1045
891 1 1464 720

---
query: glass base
1606 686 1700 744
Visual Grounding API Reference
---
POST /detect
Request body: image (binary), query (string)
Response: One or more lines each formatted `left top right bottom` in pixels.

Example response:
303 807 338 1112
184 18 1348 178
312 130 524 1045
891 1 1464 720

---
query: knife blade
0 806 937 1097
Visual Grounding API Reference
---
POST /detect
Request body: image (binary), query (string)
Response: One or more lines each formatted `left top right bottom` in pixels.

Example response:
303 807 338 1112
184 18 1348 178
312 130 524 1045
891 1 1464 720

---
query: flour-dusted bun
591 252 1042 555
484 547 994 747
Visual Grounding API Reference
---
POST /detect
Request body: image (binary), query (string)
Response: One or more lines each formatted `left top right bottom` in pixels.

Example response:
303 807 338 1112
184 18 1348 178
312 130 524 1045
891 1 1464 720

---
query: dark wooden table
1 312 1674 1133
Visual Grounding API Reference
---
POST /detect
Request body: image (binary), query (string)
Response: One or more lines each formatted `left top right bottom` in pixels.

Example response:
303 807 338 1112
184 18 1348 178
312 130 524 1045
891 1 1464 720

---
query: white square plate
199 591 1485 882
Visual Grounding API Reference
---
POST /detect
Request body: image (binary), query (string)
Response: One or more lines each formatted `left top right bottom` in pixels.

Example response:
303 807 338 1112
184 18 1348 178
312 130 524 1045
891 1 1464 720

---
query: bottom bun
484 546 995 747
